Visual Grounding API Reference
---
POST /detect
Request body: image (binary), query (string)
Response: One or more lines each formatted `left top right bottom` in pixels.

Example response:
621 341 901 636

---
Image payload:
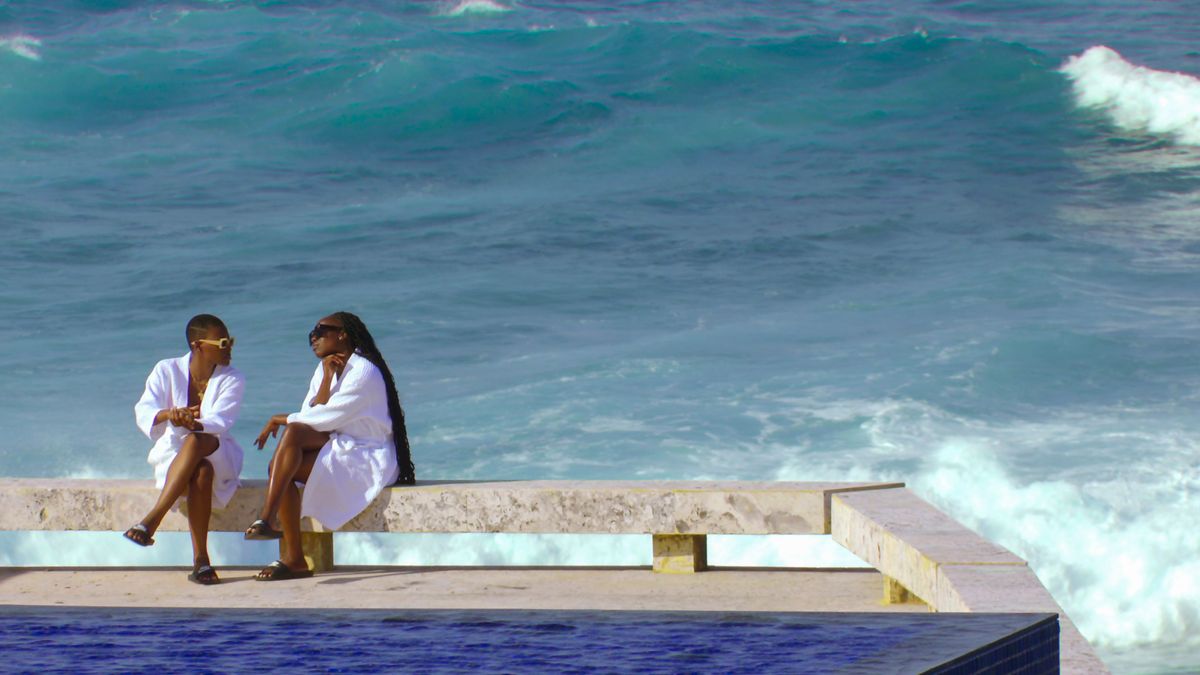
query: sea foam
439 0 514 17
773 397 1200 654
0 34 41 61
915 441 1200 651
1061 46 1200 145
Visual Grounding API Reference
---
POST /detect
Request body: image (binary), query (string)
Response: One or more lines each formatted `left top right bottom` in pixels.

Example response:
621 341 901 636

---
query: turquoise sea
3 2 1199 672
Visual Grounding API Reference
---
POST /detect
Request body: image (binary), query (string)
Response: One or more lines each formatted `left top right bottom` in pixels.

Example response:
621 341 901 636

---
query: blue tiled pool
0 607 1056 673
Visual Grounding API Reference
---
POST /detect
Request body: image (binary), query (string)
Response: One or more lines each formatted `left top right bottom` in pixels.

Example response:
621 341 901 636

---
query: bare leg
258 423 329 523
277 450 319 571
140 433 219 535
187 459 215 567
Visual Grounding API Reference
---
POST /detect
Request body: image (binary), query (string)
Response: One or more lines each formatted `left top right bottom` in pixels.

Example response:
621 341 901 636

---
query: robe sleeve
286 360 380 432
300 365 321 411
134 362 169 442
196 369 245 436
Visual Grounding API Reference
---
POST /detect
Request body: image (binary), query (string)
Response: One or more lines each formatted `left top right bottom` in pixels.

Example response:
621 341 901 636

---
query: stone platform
0 566 925 613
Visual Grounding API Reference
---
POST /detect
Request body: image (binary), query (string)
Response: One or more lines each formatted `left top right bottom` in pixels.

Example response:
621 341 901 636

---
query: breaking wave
439 0 514 17
1062 45 1200 145
0 34 41 61
772 396 1200 655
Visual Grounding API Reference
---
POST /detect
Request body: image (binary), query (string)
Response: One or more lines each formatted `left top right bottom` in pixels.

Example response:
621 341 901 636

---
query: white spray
0 34 41 61
1061 46 1200 145
770 395 1200 655
437 0 514 17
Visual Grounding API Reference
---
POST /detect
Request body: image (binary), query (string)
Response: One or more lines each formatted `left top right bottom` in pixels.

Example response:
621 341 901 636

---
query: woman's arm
286 359 379 432
135 363 177 439
135 360 206 435
255 413 291 450
311 353 347 406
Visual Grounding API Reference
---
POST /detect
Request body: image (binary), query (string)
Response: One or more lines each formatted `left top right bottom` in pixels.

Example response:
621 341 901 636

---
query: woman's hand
313 353 347 406
255 414 290 450
165 406 201 430
321 353 347 379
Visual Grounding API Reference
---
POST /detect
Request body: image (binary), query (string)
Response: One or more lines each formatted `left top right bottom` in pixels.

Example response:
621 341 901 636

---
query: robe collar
171 352 226 409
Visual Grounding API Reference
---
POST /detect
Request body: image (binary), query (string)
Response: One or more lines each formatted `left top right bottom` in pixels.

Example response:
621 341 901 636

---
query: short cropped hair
186 314 227 345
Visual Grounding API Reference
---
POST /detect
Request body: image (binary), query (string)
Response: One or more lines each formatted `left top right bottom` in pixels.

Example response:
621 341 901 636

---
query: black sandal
254 560 313 581
187 565 220 585
123 524 155 547
244 519 283 540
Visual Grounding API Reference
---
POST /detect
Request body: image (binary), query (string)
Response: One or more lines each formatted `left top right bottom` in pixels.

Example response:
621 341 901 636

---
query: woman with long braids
245 312 414 580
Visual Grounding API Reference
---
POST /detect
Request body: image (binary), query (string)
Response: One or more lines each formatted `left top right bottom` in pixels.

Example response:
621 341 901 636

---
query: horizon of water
3 2 1200 672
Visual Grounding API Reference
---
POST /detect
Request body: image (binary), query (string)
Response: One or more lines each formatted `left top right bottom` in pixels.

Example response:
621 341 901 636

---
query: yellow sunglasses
195 337 235 349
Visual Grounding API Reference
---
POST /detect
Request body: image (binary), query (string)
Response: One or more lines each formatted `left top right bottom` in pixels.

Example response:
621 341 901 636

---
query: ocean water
2 1 1199 672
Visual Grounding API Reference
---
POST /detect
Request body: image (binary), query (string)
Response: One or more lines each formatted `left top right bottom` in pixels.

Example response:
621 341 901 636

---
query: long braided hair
334 311 415 485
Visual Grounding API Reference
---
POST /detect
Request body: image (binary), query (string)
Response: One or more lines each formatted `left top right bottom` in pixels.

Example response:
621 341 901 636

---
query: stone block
291 531 334 573
883 575 917 605
652 534 707 573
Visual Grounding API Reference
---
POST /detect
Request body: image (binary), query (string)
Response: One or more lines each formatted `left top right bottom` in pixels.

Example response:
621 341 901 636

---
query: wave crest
1061 45 1200 145
0 34 42 61
439 0 513 17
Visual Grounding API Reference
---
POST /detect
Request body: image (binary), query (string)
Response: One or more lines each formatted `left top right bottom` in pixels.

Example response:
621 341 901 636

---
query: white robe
134 354 245 508
288 352 400 529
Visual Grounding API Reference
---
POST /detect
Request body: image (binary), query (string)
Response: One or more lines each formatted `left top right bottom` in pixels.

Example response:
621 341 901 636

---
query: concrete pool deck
0 566 928 613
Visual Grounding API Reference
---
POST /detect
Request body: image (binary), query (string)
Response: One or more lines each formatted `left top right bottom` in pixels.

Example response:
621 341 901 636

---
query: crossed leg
125 433 220 583
128 433 219 539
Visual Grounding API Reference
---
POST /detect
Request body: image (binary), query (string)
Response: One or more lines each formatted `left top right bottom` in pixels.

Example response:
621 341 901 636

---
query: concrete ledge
0 479 903 536
0 479 903 575
0 479 262 533
830 489 1025 603
344 480 907 535
830 488 1108 674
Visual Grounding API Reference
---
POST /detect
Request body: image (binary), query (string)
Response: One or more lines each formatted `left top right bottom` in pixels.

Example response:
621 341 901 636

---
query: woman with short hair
127 314 245 586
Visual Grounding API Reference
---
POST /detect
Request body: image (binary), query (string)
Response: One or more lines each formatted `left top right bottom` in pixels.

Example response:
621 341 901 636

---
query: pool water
0 607 1055 673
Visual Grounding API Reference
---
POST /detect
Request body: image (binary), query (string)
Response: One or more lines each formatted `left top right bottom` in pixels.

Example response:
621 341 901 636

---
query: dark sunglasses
309 323 343 343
